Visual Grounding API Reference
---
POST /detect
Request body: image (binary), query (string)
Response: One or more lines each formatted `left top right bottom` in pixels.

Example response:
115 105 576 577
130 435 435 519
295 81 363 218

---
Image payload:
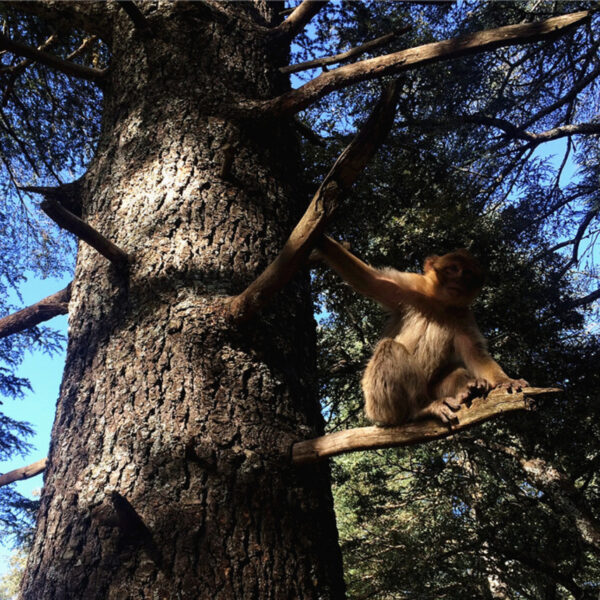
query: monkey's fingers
443 396 464 410
495 378 529 393
467 378 491 395
438 404 460 424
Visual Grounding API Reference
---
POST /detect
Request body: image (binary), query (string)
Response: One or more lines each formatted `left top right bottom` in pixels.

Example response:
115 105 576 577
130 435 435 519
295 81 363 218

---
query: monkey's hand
466 378 492 397
418 397 463 425
493 378 529 393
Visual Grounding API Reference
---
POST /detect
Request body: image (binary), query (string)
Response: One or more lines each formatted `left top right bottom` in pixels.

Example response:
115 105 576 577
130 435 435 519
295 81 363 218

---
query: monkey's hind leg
362 338 425 426
417 367 490 424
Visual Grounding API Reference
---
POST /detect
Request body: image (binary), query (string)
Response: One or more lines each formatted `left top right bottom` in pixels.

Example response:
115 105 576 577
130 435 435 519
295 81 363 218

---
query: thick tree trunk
21 4 345 599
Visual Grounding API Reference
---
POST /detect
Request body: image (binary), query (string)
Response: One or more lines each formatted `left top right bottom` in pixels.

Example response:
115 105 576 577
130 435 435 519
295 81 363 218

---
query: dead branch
227 81 400 322
21 179 83 217
291 387 560 464
248 10 590 117
0 33 106 84
0 284 71 339
117 1 150 33
41 199 130 270
271 1 329 41
280 28 410 75
0 458 47 487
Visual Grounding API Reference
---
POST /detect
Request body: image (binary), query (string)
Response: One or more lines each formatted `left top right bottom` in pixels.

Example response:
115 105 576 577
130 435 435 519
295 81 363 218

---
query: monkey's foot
494 378 529 393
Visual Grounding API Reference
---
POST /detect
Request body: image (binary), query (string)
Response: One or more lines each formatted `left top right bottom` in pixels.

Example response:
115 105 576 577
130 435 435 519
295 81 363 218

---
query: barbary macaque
316 236 528 426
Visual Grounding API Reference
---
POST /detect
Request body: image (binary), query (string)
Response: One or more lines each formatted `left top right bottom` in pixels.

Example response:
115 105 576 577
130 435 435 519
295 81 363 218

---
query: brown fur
318 236 527 426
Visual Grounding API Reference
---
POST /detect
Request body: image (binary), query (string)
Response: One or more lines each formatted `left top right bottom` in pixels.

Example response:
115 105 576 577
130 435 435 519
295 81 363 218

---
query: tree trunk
21 4 345 599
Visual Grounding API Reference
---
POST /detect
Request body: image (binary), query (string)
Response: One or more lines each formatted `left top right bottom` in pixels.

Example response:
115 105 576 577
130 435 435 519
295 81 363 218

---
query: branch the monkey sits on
316 236 528 426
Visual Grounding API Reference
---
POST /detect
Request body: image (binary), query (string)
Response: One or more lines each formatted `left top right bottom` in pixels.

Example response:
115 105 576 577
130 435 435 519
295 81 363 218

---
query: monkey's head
424 249 485 307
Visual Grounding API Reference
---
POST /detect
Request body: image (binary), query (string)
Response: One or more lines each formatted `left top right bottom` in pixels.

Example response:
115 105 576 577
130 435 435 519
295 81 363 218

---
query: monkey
316 236 528 426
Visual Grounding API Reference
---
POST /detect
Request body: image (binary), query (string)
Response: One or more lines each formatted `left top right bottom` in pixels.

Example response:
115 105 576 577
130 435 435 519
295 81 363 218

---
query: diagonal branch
0 33 107 84
291 387 560 464
227 81 400 322
521 59 600 130
0 284 71 339
566 287 600 310
0 458 47 488
280 28 410 75
20 179 83 217
246 10 590 117
271 0 329 42
41 200 130 270
117 1 150 33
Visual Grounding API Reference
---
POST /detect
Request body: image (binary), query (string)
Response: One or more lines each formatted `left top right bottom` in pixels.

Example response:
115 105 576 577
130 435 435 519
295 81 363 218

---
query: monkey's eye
444 264 460 274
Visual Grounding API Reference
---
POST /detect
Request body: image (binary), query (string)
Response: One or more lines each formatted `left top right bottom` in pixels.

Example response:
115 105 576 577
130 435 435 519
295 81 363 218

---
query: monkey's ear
424 255 439 273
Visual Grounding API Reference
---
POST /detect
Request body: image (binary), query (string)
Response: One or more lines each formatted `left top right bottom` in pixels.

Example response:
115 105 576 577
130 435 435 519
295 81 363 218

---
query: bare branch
556 208 598 279
526 122 600 144
117 1 150 33
21 179 83 217
271 1 329 42
0 285 71 340
41 200 130 270
521 57 600 130
246 10 590 117
0 33 107 84
292 387 560 464
566 288 600 309
280 28 410 75
0 458 47 488
227 81 400 322
400 114 533 141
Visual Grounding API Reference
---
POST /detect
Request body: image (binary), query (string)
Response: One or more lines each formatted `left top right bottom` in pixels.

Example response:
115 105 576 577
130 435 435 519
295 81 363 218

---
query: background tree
301 2 600 598
0 1 598 599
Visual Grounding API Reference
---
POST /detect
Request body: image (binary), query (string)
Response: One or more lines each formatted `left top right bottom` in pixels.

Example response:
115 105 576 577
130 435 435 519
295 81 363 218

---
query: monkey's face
426 250 484 307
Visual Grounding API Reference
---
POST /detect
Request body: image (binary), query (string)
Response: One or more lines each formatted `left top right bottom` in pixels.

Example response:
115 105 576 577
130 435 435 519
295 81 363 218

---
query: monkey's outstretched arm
318 236 425 310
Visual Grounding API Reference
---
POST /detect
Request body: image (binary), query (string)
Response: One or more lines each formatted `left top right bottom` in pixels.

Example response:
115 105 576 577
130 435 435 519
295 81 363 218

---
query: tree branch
0 458 47 488
400 114 534 141
5 1 113 41
271 1 329 42
41 200 130 270
227 81 400 322
117 1 150 33
21 179 83 217
0 284 71 339
291 387 560 464
246 10 590 117
280 28 410 75
0 33 107 84
521 59 600 130
566 287 600 309
526 122 600 144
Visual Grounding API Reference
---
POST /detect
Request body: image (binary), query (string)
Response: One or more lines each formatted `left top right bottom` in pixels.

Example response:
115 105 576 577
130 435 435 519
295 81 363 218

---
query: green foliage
0 546 27 600
302 2 600 598
0 5 105 542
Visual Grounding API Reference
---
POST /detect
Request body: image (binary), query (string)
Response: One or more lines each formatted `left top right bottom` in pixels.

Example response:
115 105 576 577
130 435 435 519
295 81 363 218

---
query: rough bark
20 4 345 599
